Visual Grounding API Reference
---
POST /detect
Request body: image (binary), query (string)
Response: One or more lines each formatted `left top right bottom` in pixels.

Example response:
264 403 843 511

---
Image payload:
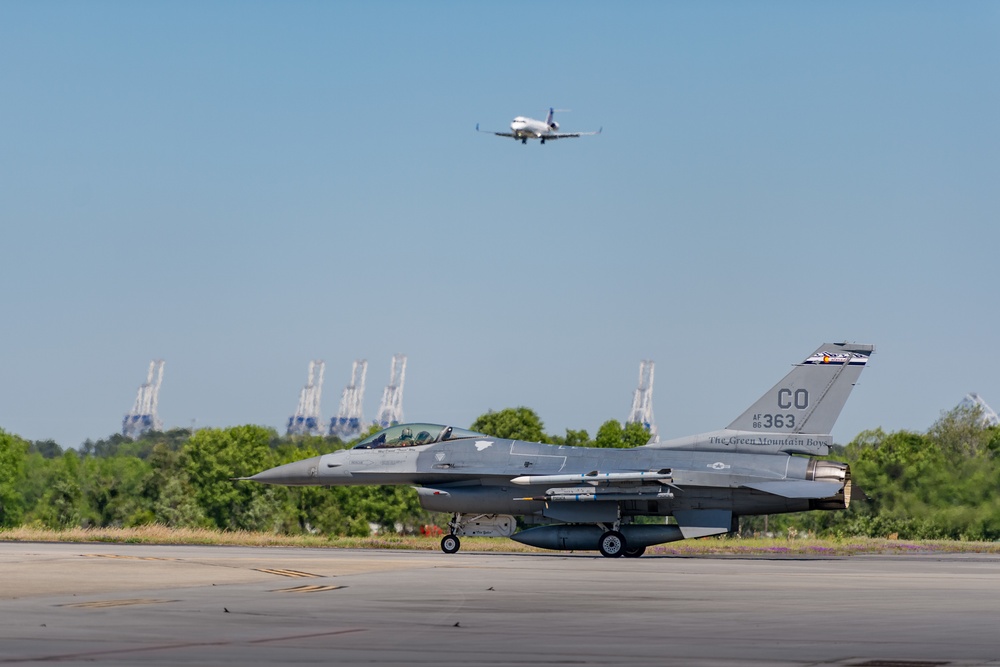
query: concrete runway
1 542 999 666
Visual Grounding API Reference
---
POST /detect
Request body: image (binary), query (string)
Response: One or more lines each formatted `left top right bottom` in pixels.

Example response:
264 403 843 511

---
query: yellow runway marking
270 585 343 593
81 554 179 561
59 598 179 609
253 568 322 578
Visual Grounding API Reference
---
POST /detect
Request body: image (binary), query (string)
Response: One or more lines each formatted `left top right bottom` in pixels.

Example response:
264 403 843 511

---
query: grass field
2 525 999 556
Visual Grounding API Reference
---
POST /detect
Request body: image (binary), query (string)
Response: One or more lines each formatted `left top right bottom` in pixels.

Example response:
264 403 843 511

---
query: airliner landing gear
521 137 527 144
623 546 646 558
598 530 627 558
441 534 461 554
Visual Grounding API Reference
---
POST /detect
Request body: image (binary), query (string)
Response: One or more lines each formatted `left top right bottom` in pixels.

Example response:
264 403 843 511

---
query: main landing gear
597 506 644 558
598 530 626 558
597 530 645 558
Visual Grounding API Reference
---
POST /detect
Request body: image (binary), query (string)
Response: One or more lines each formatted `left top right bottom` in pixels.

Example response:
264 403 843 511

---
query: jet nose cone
245 456 322 486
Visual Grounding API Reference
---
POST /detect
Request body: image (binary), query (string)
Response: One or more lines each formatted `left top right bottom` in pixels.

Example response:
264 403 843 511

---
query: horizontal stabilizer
742 480 843 499
673 509 733 539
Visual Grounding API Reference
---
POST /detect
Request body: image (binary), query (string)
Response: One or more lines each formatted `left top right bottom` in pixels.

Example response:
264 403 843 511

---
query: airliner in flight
477 108 601 144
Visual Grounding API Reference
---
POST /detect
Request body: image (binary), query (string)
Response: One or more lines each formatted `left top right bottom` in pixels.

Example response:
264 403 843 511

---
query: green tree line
2 406 998 539
742 404 1000 540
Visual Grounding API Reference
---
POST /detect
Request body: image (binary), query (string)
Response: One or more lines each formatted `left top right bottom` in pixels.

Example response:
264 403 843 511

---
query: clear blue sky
2 2 998 448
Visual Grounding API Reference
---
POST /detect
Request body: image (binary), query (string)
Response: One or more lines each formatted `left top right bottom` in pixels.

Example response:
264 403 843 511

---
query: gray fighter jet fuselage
245 342 874 557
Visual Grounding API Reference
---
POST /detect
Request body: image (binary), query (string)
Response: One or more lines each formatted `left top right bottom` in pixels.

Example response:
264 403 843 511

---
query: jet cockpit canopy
352 423 486 449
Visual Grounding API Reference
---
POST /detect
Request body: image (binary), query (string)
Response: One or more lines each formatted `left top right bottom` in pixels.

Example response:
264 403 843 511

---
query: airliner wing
476 124 516 138
546 128 602 139
475 124 602 140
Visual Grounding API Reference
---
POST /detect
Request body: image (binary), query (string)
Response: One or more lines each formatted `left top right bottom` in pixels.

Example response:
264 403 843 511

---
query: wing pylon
513 469 676 502
510 469 671 485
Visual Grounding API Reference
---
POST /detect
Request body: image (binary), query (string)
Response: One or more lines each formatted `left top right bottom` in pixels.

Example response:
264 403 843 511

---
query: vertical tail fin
545 107 555 126
726 342 875 435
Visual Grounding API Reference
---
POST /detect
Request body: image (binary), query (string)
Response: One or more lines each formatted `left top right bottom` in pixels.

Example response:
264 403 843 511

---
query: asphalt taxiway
1 542 999 666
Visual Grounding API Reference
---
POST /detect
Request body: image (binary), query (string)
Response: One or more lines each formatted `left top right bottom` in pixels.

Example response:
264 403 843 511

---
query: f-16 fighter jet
244 342 874 557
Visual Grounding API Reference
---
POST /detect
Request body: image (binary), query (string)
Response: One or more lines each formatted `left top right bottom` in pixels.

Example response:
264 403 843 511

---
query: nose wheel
441 534 461 554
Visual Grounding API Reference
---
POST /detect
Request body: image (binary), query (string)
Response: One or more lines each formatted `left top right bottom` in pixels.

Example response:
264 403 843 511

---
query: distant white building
959 392 1000 427
123 360 165 439
626 360 658 443
287 360 325 436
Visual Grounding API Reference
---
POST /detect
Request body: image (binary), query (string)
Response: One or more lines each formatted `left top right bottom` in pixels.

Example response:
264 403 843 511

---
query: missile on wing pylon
516 484 676 502
519 492 676 503
545 484 667 495
510 470 672 485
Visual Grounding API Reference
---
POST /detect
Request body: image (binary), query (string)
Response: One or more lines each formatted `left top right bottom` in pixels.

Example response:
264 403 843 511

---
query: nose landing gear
440 534 461 554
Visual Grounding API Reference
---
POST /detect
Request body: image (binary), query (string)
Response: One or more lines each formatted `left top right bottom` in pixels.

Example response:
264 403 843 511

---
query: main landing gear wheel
441 534 461 554
623 546 646 558
598 530 627 558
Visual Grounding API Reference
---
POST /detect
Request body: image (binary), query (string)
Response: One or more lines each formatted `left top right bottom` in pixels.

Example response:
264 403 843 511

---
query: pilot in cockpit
398 427 413 444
